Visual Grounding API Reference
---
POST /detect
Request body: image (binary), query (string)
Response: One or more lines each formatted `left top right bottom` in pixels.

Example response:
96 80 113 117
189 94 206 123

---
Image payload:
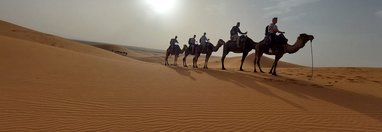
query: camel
253 33 314 76
165 45 186 66
221 36 257 71
183 39 224 69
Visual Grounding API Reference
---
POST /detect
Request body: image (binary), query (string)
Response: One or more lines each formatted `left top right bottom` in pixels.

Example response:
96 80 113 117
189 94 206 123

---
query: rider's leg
268 34 276 53
235 35 240 48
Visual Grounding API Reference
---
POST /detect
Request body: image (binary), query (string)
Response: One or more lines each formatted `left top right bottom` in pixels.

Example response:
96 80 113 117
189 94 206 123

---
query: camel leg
257 53 265 73
183 53 188 67
192 56 195 68
269 65 275 74
272 55 282 76
195 54 200 68
269 57 276 74
272 59 279 76
165 57 168 66
254 51 258 72
240 52 249 71
165 52 170 66
221 51 229 70
193 54 198 68
174 55 178 66
204 53 211 69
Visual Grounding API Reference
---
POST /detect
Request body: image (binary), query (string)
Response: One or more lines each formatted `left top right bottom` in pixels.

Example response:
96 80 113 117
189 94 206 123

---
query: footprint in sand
311 84 323 88
347 78 359 83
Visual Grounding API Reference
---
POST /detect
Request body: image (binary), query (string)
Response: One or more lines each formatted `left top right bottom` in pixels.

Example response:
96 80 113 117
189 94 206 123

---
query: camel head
218 39 225 46
181 44 187 53
298 33 314 43
242 36 257 49
283 33 314 54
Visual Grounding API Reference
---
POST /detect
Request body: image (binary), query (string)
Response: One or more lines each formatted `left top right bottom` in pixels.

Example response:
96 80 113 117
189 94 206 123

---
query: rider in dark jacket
169 36 179 52
230 22 247 48
188 35 196 53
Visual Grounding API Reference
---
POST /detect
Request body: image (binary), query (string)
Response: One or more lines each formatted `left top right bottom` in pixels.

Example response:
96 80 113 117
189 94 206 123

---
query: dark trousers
269 33 276 46
170 44 175 52
189 44 195 53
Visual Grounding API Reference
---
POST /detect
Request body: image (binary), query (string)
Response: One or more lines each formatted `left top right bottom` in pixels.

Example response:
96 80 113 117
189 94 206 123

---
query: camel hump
171 44 178 48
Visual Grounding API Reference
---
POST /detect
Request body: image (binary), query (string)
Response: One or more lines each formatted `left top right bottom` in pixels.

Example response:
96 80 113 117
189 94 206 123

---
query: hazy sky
1 0 382 67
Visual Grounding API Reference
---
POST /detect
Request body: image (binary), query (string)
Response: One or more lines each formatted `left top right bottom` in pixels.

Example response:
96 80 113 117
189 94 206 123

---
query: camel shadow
202 69 382 122
166 65 196 81
200 69 308 110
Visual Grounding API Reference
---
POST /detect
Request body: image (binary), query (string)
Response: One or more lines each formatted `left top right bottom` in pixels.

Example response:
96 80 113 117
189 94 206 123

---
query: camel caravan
165 17 314 76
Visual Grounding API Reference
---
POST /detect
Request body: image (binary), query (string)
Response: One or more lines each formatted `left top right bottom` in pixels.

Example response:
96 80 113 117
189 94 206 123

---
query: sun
146 0 176 14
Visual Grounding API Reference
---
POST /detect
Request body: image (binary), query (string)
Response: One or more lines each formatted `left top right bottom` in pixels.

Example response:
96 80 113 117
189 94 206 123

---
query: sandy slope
0 20 126 61
1 21 382 131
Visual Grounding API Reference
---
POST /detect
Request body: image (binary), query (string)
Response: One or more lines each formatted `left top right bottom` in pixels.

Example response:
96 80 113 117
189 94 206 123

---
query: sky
1 0 382 67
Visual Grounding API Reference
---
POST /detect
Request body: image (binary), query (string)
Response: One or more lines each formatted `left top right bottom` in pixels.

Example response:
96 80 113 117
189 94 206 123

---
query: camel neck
285 38 308 54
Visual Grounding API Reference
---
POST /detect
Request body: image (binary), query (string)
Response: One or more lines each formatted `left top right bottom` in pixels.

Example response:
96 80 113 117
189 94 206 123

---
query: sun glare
146 0 176 14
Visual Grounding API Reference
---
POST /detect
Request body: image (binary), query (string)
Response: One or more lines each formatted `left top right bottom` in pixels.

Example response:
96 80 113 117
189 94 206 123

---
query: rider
267 17 285 53
230 22 247 48
199 32 208 53
188 35 196 53
169 36 179 52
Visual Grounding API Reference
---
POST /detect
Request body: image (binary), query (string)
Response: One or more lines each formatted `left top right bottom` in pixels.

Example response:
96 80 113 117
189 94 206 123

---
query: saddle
265 34 287 53
189 44 197 55
170 45 180 53
238 36 247 48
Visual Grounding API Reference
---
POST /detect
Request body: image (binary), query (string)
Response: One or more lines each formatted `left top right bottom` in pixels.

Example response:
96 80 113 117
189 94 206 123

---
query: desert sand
1 20 382 131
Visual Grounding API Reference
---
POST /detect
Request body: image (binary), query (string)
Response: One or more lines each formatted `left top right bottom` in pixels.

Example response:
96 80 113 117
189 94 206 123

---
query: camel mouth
309 36 315 41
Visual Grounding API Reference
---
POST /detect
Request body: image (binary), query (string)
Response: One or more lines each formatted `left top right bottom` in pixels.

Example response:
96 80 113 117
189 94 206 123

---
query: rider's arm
275 26 284 33
238 28 245 34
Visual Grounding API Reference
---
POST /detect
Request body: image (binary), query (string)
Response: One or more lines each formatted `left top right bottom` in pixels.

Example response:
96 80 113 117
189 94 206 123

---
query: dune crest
0 20 127 61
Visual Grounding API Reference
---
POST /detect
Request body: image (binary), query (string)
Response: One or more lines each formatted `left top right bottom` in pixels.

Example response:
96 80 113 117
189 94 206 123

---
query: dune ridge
0 20 127 61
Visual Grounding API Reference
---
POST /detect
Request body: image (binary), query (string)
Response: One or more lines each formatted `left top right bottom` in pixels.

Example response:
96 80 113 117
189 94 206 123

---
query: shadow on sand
165 65 196 81
134 54 382 122
168 67 382 122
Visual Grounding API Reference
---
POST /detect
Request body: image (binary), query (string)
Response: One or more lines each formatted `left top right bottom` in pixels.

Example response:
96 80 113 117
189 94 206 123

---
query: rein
310 40 314 80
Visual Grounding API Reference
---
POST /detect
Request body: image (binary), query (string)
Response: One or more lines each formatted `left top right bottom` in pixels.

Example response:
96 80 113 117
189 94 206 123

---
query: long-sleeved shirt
230 25 245 36
170 38 178 46
268 23 279 34
199 35 207 45
188 38 196 45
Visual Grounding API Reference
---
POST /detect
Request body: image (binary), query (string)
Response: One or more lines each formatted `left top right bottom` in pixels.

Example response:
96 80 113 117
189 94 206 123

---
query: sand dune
1 21 382 131
0 20 127 61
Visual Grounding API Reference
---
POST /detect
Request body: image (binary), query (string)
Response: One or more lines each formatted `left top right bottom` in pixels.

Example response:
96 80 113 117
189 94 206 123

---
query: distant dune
0 20 126 60
1 20 382 131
